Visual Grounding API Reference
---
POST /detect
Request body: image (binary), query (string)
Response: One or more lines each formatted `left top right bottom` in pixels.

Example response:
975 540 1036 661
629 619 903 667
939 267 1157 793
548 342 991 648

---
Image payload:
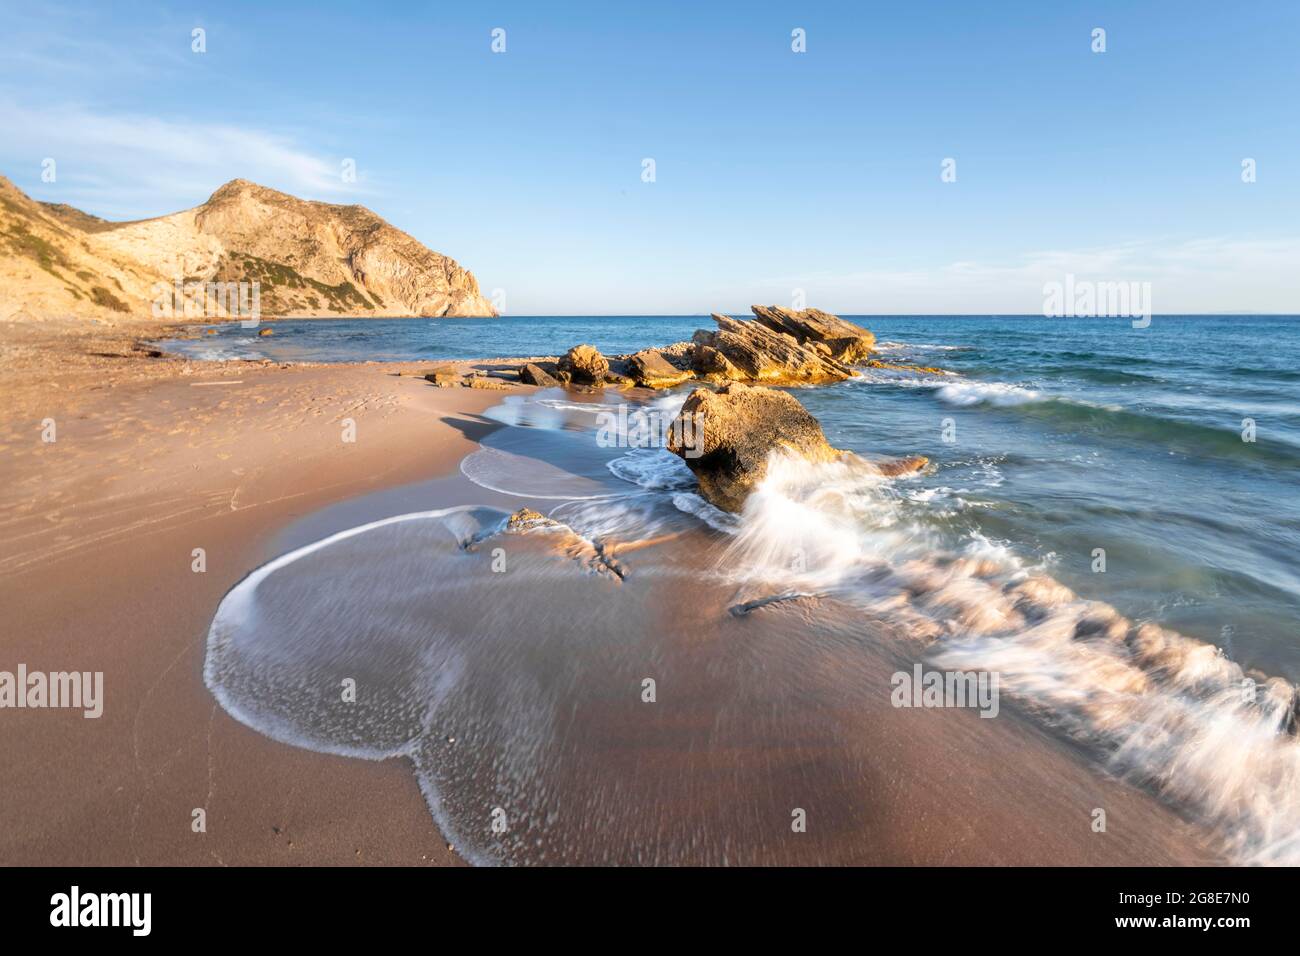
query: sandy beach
0 319 1226 865
7 8 1300 932
0 319 523 864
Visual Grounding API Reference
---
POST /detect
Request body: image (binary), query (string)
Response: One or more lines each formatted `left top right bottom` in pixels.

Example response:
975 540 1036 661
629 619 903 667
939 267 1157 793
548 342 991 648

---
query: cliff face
0 175 496 321
194 179 495 317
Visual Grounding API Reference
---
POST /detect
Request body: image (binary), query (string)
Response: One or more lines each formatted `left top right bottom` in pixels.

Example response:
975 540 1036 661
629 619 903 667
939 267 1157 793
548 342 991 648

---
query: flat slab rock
626 348 692 388
518 362 560 387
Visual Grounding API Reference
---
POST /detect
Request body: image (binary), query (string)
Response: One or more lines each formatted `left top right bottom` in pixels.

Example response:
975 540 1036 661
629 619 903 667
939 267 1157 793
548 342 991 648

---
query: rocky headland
0 175 496 322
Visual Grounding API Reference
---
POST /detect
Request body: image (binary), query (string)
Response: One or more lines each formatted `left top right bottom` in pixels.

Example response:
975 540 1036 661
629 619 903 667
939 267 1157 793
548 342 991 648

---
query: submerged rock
667 383 842 512
500 507 625 579
505 507 556 532
557 344 609 385
865 359 949 376
874 455 929 477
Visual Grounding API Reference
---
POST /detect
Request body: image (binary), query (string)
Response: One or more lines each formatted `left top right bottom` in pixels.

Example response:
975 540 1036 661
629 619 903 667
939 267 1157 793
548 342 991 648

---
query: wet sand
217 491 1221 865
0 321 1221 865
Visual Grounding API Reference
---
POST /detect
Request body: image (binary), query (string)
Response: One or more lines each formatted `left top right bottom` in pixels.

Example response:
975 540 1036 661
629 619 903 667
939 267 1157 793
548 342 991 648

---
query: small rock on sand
626 348 692 388
518 362 560 387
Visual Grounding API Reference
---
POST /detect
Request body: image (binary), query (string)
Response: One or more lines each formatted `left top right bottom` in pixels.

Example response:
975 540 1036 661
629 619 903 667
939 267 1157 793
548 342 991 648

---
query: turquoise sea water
172 314 1300 678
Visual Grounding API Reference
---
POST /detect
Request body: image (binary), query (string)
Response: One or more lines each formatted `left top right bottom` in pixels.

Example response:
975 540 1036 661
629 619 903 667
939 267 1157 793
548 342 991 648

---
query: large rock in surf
667 383 843 512
749 305 876 362
626 348 692 388
557 344 610 385
668 382 930 511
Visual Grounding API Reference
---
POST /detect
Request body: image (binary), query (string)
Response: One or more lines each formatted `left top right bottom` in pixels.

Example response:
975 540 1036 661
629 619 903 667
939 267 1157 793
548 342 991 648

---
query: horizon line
426 312 1300 318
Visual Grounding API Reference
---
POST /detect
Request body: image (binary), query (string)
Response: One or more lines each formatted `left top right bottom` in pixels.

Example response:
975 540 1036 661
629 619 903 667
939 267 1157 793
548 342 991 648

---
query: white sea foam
724 449 1300 864
206 387 1300 865
461 445 622 500
189 344 263 362
646 391 689 418
858 368 1127 416
204 505 479 764
607 448 695 490
874 340 972 353
535 399 620 414
934 380 1043 407
670 491 739 532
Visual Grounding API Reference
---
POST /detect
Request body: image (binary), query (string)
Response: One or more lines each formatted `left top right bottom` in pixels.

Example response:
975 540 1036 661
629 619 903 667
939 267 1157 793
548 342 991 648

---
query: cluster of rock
513 305 880 391
688 305 880 385
500 304 933 514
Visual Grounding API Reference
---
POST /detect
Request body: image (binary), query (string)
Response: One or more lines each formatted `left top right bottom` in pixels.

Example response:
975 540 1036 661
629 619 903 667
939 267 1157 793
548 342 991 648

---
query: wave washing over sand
202 375 1300 865
718 450 1300 865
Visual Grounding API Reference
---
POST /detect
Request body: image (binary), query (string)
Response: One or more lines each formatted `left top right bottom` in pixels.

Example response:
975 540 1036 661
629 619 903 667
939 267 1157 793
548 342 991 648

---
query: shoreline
0 317 1233 864
0 322 530 864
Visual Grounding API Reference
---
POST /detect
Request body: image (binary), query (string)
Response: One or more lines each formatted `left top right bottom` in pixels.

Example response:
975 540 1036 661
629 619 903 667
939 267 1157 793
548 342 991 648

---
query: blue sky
2 0 1297 313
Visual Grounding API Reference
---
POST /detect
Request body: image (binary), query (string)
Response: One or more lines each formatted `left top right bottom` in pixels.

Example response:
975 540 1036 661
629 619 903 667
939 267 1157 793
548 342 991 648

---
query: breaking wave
934 380 1043 407
203 347 1300 865
723 449 1300 864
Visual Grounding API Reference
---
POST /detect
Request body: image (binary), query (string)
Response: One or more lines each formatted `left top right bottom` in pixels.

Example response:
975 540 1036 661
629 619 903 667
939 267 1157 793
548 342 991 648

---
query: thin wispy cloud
0 99 368 219
3 4 1297 312
0 0 189 78
751 238 1300 315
